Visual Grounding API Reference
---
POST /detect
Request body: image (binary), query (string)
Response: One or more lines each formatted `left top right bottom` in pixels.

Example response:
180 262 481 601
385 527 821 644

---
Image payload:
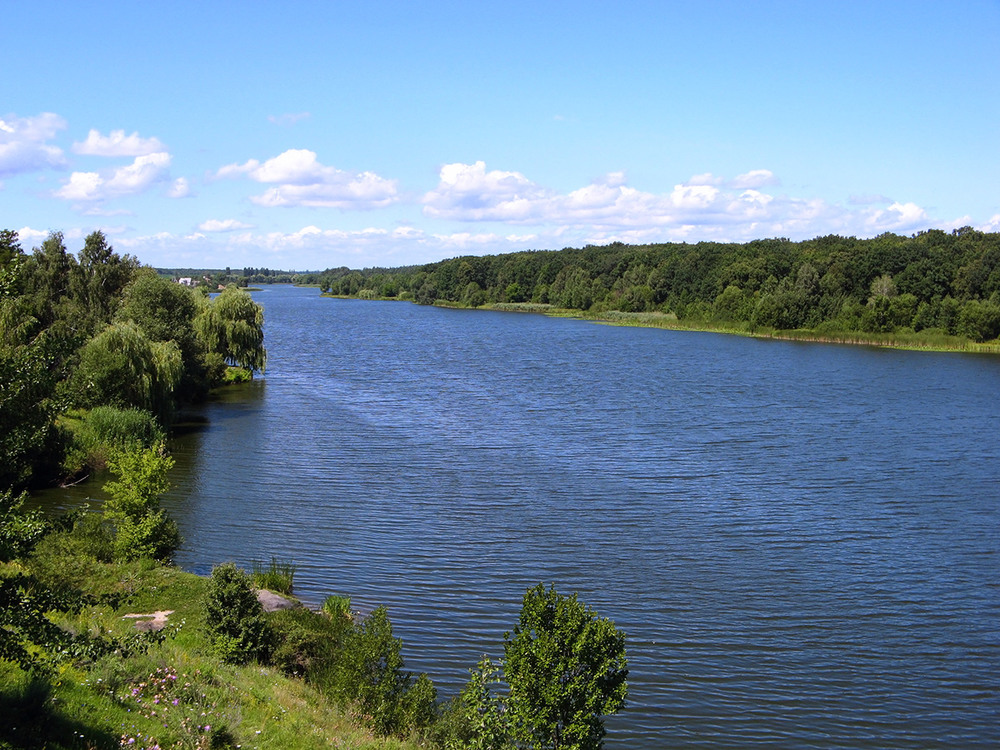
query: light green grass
1 535 425 750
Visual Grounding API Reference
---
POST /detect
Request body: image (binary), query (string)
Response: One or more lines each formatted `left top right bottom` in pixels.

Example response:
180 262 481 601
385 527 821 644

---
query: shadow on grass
0 675 119 750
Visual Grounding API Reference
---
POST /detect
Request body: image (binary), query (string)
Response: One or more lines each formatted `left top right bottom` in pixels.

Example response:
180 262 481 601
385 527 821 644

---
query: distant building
176 277 195 286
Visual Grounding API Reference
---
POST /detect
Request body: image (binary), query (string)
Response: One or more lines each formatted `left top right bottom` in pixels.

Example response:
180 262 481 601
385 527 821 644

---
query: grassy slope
0 554 423 750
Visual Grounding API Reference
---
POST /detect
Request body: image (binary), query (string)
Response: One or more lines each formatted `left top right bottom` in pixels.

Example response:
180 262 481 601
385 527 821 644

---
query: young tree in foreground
102 442 179 561
504 584 628 750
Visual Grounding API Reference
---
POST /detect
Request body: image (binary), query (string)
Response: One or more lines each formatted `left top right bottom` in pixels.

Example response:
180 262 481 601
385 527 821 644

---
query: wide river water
39 284 999 748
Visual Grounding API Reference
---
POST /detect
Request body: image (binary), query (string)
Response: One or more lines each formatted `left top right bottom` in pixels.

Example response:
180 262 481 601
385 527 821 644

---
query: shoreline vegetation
315 229 1000 354
322 295 1000 354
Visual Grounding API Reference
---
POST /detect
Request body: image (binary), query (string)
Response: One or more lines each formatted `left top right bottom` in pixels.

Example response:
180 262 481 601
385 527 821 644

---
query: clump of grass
221 366 253 384
59 406 166 477
250 557 296 594
321 594 353 621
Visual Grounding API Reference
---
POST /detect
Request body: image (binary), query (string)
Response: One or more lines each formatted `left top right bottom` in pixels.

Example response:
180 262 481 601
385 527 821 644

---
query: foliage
61 405 166 476
437 657 510 750
434 585 628 750
503 584 628 750
0 241 60 490
330 605 437 737
250 556 297 594
269 606 352 679
195 286 267 373
316 229 1000 344
204 563 276 665
221 365 253 383
0 489 48 562
103 442 180 561
69 321 184 420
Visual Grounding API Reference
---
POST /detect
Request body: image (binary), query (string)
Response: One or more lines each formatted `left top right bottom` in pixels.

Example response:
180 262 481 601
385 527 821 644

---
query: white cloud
978 214 1000 233
687 172 725 186
728 169 779 189
216 149 398 209
0 112 67 176
55 152 172 201
15 226 51 246
72 129 165 157
863 201 928 233
423 161 550 220
168 177 191 198
419 162 952 243
199 219 254 232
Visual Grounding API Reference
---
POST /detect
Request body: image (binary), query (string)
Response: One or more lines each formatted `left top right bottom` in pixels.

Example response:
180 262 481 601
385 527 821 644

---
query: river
39 284 1000 748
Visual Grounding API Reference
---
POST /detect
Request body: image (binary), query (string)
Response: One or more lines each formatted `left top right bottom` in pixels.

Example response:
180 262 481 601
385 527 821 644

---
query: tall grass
250 557 297 594
60 406 165 476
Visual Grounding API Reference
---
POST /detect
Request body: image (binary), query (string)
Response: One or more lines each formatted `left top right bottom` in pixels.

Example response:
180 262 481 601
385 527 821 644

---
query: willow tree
70 321 183 419
195 287 266 374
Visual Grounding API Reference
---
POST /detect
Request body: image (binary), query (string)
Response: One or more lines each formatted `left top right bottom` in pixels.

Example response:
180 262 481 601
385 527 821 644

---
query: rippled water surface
46 285 1000 747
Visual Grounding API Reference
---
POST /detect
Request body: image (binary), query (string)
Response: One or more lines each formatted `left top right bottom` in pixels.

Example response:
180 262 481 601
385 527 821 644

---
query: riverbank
0 546 426 750
323 294 1000 354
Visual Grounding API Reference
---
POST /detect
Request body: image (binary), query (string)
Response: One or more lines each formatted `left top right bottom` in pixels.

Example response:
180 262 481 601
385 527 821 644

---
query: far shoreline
319 292 1000 355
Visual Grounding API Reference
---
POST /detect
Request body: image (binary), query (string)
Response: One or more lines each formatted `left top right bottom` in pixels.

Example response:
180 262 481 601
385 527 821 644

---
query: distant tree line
159 266 315 287
319 228 1000 342
1 229 267 491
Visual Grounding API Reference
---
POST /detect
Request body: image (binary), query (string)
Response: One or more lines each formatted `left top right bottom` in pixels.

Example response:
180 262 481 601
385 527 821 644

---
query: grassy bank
0 535 425 750
318 293 999 354
480 302 1000 354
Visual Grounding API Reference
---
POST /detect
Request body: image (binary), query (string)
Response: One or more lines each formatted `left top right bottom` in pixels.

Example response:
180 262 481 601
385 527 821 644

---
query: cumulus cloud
198 219 254 232
862 201 929 233
419 161 950 243
15 226 51 246
55 152 172 201
0 112 67 176
423 161 549 220
72 129 165 156
216 149 398 209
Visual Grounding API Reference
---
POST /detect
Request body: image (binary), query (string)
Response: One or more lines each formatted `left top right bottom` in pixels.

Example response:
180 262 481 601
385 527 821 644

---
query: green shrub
83 406 164 449
268 606 352 679
205 563 275 664
0 489 48 562
250 556 296 594
329 605 436 737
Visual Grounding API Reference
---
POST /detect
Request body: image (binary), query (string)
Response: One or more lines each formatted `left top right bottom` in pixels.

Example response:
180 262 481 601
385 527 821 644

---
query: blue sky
2 1 998 270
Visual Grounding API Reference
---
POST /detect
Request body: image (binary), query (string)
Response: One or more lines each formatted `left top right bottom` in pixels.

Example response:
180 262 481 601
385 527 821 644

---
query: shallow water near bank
37 285 1000 748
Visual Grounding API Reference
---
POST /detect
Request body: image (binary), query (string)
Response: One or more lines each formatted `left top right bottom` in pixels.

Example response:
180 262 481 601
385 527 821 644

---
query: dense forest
0 229 267 492
317 228 1000 344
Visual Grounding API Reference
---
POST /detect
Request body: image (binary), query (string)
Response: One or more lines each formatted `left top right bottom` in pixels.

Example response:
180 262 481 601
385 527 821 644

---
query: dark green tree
70 231 138 333
205 563 275 664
